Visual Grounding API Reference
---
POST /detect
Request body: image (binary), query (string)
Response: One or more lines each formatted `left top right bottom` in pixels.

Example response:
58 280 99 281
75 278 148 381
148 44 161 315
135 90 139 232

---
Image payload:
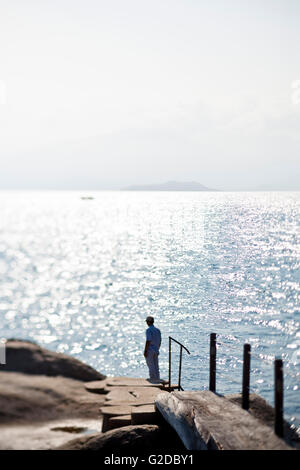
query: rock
0 370 106 449
0 339 185 452
0 371 105 424
55 423 186 451
226 393 300 450
0 418 102 450
0 339 105 382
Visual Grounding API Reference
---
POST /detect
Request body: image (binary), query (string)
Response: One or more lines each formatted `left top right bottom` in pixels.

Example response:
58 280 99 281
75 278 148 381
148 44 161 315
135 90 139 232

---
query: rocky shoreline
0 339 184 451
1 339 299 451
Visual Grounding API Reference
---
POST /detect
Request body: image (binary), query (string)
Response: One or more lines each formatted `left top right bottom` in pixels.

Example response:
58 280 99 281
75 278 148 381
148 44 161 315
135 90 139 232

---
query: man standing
144 316 161 383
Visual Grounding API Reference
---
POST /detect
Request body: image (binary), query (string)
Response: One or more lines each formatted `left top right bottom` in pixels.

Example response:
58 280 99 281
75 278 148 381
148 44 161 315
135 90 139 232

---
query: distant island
122 181 215 191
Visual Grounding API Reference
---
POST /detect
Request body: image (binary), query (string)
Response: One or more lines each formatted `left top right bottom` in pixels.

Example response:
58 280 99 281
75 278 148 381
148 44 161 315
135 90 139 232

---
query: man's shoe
146 378 161 384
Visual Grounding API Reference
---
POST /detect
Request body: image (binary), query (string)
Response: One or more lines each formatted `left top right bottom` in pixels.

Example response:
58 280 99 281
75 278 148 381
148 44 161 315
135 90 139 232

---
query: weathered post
168 336 172 391
178 345 183 391
209 333 216 393
274 359 284 438
242 343 251 410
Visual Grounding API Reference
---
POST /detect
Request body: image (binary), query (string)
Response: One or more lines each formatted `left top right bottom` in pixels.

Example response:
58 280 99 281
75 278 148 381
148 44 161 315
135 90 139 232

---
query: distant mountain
122 180 215 191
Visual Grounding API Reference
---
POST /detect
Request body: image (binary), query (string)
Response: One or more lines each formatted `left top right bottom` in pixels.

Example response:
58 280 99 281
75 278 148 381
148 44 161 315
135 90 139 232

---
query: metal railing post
168 336 172 391
242 343 251 410
209 333 216 393
168 336 190 391
178 345 183 391
274 359 284 438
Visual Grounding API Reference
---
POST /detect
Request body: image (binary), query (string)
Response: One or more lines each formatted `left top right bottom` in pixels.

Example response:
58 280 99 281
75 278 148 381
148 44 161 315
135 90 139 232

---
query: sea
0 190 299 429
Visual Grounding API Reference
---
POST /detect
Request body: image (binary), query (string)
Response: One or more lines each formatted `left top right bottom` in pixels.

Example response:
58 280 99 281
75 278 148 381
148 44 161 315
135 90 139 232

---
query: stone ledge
155 390 293 450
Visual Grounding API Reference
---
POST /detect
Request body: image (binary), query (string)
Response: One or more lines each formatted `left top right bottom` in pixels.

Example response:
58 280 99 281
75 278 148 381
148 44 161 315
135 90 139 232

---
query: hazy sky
0 0 299 190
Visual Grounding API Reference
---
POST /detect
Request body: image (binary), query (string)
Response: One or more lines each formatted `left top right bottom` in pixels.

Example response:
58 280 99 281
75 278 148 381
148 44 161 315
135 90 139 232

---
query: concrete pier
85 377 298 450
155 390 295 450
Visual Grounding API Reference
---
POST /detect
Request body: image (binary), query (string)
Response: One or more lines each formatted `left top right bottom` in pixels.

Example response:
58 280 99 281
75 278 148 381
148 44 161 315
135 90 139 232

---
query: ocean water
0 190 299 428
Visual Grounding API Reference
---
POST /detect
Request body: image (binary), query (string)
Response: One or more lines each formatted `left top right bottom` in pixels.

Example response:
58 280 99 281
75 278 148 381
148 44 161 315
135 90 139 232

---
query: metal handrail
168 336 191 391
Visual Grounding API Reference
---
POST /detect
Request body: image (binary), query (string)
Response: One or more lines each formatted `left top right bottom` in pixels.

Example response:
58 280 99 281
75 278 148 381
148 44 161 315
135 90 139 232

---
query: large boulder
0 371 105 424
55 423 186 451
226 393 300 450
0 339 105 382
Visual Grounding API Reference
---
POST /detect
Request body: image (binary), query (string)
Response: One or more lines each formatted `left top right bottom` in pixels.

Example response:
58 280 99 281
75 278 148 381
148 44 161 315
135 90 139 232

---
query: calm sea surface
0 190 299 428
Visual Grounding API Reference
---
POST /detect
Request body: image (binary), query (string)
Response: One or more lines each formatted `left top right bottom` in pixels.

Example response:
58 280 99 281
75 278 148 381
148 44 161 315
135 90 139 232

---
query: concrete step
104 387 168 403
85 377 167 395
84 379 108 394
103 400 157 407
108 414 132 431
106 377 164 388
100 405 135 432
131 405 159 425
